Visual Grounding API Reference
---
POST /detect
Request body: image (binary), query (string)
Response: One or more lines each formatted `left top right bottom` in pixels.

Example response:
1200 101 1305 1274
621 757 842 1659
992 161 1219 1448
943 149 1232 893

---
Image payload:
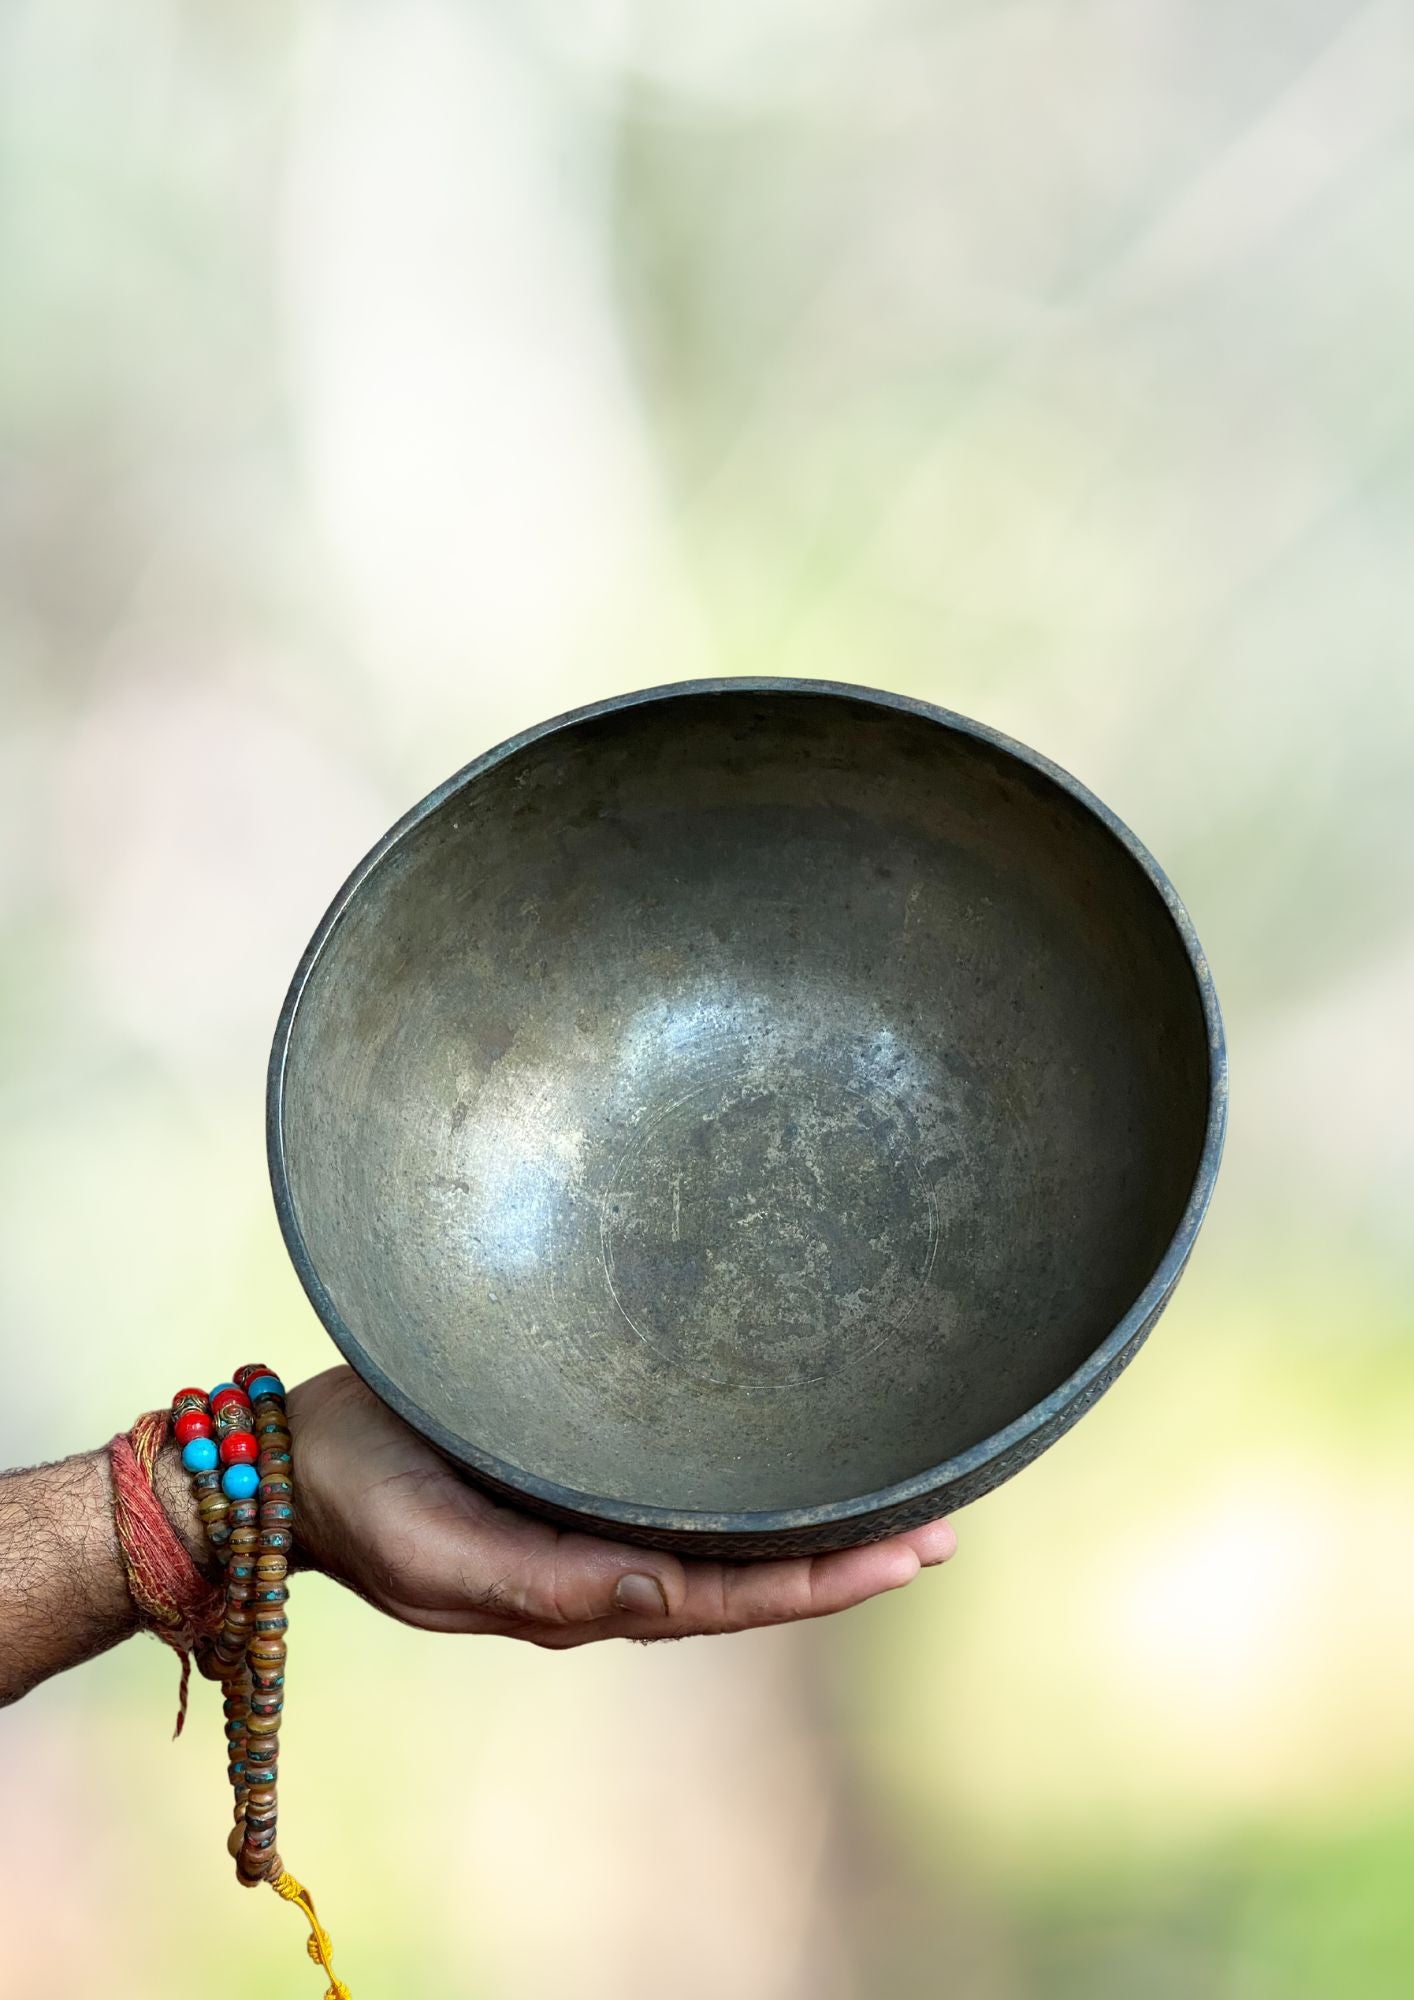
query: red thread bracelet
110 1410 224 1735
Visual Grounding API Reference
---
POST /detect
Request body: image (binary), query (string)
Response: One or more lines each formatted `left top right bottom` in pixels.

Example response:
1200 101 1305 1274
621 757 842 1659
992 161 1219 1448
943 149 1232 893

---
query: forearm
0 1434 208 1707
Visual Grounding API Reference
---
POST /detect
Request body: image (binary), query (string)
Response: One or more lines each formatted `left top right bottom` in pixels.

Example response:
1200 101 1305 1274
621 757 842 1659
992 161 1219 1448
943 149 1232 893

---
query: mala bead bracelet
113 1374 346 1993
157 1367 348 1998
114 1375 345 1992
173 1373 292 1883
175 1386 259 1858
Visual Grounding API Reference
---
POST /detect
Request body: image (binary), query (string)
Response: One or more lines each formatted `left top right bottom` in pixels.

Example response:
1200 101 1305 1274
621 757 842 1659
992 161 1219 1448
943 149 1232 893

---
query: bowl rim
268 677 1228 1538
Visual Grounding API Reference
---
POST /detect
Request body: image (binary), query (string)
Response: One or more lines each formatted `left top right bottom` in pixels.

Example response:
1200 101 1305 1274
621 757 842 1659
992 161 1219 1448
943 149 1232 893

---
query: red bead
174 1411 213 1444
211 1386 252 1417
219 1431 258 1465
173 1387 207 1406
234 1364 272 1391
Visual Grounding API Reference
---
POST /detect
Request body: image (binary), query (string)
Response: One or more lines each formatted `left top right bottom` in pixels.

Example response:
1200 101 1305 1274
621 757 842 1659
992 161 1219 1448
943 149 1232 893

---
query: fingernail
615 1572 669 1616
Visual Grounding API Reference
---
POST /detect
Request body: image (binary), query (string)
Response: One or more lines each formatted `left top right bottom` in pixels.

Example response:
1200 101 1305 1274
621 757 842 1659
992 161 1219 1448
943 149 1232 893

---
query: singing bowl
269 681 1226 1557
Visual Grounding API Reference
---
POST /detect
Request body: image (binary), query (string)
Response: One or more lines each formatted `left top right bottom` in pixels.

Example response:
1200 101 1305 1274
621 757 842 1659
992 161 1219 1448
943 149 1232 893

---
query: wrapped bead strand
173 1387 254 1858
238 1364 291 1885
167 1368 346 1996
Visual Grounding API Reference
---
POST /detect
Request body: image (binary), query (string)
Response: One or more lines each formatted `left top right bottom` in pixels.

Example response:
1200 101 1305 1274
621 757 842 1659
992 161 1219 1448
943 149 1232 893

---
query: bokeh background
3 2 1413 1994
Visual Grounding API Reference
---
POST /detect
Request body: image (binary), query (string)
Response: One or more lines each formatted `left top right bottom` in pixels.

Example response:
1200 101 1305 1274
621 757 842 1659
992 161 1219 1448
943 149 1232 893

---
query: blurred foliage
1 1 1411 1995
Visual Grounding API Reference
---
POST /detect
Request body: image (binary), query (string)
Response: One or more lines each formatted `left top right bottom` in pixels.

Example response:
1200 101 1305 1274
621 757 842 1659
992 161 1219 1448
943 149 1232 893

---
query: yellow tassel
272 1870 351 1999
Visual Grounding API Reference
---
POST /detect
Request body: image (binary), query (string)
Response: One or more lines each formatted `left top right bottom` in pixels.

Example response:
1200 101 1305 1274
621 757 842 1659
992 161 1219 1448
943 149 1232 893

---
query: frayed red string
111 1413 224 1736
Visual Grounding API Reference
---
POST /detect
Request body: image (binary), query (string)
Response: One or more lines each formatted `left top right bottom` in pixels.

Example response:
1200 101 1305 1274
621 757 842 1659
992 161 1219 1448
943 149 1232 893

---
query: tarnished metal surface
269 681 1226 1556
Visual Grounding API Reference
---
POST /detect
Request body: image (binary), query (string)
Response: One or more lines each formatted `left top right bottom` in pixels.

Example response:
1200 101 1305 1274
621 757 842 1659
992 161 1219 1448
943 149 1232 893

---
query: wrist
150 1432 222 1585
283 1376 325 1576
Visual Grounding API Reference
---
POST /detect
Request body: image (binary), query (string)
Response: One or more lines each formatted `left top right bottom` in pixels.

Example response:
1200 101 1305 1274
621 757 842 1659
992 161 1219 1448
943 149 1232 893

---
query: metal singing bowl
269 681 1226 1557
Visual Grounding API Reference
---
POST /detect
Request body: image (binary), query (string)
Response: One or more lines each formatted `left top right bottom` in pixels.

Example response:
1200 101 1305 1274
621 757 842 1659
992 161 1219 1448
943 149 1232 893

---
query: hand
288 1366 956 1648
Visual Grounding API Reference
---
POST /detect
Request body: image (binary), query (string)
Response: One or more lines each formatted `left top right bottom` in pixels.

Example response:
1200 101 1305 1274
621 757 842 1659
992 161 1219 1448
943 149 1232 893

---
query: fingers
625 1518 956 1641
894 1517 959 1568
490 1516 957 1648
676 1535 926 1634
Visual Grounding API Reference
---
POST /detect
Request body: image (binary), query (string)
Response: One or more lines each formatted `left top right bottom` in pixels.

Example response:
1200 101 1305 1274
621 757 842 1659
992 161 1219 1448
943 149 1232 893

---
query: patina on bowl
269 680 1226 1557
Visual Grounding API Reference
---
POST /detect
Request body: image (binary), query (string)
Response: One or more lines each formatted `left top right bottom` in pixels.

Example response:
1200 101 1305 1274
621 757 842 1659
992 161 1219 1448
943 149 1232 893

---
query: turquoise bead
221 1464 260 1501
181 1437 219 1473
246 1374 285 1400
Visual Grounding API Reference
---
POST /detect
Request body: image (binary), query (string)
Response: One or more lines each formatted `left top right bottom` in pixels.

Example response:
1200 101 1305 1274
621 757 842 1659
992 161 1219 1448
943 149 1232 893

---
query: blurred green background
3 3 1413 1995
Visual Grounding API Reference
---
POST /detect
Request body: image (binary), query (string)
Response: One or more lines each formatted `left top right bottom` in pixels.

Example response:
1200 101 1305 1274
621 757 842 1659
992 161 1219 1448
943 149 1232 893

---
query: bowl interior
277 690 1211 1514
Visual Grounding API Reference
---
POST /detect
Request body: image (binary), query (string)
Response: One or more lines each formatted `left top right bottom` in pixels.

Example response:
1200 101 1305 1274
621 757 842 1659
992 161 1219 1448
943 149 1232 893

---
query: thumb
451 1510 687 1630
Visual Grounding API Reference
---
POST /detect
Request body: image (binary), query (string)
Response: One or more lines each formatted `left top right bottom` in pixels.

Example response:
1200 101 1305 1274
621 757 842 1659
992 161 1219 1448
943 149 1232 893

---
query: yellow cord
272 1870 351 1999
